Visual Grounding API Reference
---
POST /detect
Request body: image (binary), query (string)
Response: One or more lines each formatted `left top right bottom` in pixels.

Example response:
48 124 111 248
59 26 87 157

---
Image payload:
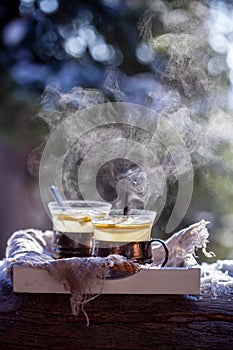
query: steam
39 86 107 129
139 0 233 161
34 0 233 235
136 0 233 235
58 115 165 213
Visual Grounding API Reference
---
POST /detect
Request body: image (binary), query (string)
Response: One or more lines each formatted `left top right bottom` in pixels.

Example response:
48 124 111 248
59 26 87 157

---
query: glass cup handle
146 239 169 267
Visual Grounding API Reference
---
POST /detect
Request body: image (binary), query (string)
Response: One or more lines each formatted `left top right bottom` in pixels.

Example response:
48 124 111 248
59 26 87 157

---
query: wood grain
1 287 233 350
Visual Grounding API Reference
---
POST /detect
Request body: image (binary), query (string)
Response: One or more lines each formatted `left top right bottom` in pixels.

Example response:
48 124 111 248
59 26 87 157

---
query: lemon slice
56 214 91 223
93 223 151 230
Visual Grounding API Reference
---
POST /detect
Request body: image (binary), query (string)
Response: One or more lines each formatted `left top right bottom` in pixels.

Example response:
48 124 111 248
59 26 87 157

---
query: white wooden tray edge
13 265 200 295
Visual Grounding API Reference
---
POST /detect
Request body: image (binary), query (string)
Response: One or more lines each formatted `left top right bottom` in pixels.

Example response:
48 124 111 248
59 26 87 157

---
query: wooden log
0 287 233 350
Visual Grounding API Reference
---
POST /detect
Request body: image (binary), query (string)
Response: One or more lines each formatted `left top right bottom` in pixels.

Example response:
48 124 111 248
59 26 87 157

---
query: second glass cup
91 209 169 266
48 200 112 259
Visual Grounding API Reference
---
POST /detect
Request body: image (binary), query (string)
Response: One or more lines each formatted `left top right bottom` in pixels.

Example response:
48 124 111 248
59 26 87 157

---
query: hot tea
49 200 111 258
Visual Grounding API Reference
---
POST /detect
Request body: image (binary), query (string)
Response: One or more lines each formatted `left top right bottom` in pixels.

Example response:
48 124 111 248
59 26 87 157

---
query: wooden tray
13 265 200 294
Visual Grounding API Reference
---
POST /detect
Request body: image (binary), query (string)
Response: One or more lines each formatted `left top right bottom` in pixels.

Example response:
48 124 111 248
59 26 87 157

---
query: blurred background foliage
0 0 233 262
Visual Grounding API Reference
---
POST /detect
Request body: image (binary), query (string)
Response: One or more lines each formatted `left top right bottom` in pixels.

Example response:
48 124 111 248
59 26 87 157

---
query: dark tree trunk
0 290 232 350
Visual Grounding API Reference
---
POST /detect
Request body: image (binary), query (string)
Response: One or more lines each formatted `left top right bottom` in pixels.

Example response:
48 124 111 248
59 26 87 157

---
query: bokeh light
136 42 155 64
64 36 87 58
2 19 28 46
90 43 115 63
39 0 59 14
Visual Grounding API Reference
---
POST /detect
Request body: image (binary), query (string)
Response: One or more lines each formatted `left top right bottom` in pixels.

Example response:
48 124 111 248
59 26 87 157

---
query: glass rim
108 209 156 216
91 209 157 221
48 200 112 210
109 208 157 215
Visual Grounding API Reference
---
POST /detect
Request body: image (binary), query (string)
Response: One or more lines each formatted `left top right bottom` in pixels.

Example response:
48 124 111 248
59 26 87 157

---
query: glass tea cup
91 209 169 266
48 200 112 259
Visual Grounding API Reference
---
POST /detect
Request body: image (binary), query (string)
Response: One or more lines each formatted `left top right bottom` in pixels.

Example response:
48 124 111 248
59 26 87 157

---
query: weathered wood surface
0 284 233 350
